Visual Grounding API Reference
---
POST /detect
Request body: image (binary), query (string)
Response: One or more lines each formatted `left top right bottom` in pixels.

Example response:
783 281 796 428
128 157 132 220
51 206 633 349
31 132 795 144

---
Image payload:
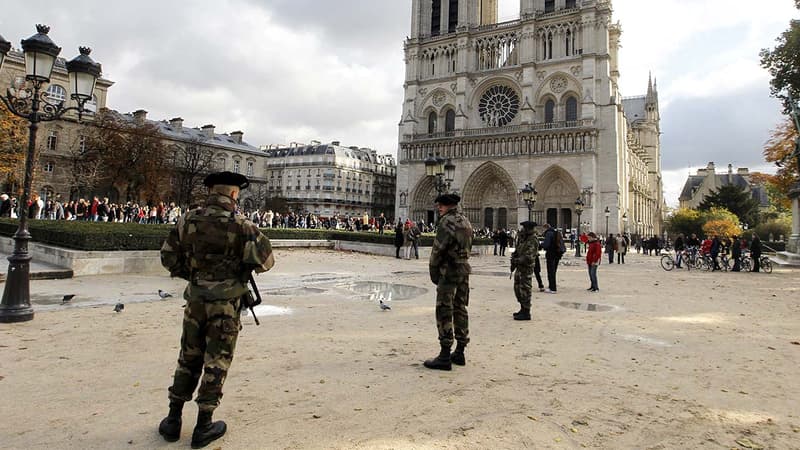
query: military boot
513 307 531 321
190 410 227 449
450 342 466 366
423 344 452 371
158 400 183 442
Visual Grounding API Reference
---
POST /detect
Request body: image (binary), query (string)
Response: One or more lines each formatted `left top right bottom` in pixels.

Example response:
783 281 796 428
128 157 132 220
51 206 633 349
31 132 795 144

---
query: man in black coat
541 224 564 293
731 236 742 272
750 235 762 272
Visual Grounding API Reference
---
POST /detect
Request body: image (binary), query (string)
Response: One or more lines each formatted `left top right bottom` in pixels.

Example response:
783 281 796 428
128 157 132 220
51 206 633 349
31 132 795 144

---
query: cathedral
395 0 664 239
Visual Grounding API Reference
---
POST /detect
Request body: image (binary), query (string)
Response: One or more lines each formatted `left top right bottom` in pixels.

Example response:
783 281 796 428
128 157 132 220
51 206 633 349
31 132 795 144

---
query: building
679 162 769 210
0 49 114 202
263 142 396 218
396 0 664 238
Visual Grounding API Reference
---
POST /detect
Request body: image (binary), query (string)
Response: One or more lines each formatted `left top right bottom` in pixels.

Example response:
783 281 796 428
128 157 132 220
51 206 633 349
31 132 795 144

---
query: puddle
300 273 355 284
264 287 326 296
556 301 615 312
248 305 292 317
617 334 672 347
471 270 512 277
339 281 429 302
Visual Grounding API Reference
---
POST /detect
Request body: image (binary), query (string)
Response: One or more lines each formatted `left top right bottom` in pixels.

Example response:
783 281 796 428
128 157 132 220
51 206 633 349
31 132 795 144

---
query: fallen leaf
790 341 800 345
735 437 764 449
133 382 140 387
570 427 579 433
554 437 562 443
767 346 776 350
572 419 589 426
312 414 321 419
527 415 538 421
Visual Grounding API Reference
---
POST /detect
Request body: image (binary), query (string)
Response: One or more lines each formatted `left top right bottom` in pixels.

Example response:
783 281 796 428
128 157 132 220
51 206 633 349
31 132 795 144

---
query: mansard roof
263 142 396 166
678 173 766 206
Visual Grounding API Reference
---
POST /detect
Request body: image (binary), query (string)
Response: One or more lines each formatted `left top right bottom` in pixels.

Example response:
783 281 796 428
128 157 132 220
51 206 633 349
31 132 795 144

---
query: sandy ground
1 249 799 450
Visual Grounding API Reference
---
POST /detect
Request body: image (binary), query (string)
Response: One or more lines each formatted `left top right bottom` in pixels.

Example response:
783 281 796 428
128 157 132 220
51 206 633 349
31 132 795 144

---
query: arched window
431 0 441 36
45 84 66 103
565 97 578 122
547 33 553 60
565 30 571 56
545 100 555 123
445 109 456 133
428 111 438 134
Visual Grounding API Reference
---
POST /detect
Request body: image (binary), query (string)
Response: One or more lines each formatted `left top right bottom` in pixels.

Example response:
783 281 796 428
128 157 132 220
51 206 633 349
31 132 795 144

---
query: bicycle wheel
741 257 752 272
660 255 675 271
761 257 773 274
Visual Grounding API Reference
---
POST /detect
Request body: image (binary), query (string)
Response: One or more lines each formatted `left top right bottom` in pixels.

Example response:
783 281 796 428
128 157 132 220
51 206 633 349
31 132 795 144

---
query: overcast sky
1 0 795 206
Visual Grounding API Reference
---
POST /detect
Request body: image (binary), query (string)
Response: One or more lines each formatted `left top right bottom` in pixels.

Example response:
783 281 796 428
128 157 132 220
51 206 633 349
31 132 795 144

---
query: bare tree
172 137 214 208
66 133 104 199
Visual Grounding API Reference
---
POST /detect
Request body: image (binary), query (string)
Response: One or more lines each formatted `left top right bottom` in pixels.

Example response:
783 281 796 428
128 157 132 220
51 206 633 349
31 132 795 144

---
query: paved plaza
1 249 798 449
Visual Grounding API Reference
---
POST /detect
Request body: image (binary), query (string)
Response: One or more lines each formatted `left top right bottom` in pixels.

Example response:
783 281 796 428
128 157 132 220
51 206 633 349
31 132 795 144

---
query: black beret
203 171 250 189
520 221 537 228
434 193 461 205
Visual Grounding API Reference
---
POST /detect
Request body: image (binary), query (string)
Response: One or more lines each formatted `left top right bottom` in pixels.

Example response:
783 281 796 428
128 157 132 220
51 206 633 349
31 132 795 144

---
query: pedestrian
586 232 602 291
394 220 404 259
750 234 762 272
377 212 387 235
673 233 685 268
710 235 721 271
0 193 11 217
424 193 473 371
511 221 538 321
616 234 627 264
731 235 742 272
498 228 509 256
403 221 413 259
158 171 275 448
409 221 421 259
541 223 565 294
605 234 615 264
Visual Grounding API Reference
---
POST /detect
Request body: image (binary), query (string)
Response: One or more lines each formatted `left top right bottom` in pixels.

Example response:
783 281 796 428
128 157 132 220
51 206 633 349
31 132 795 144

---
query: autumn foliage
0 106 27 189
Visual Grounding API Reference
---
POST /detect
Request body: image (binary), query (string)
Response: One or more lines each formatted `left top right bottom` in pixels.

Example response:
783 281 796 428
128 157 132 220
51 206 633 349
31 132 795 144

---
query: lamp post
520 183 537 222
0 25 101 323
574 196 584 257
604 206 610 237
424 153 455 195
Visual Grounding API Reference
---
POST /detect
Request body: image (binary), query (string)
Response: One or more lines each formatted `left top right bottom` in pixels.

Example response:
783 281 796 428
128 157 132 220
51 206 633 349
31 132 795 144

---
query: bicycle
661 249 692 271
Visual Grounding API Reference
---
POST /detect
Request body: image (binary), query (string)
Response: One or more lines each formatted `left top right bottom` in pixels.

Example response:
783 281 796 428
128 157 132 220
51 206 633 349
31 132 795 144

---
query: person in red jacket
586 232 602 292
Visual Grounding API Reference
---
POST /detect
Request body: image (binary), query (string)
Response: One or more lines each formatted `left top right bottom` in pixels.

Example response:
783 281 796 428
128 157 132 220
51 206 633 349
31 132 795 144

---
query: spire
646 72 656 106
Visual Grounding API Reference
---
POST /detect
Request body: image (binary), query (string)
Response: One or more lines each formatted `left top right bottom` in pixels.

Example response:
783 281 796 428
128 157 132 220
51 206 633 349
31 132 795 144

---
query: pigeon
61 294 75 304
379 300 391 311
114 303 125 313
158 290 173 299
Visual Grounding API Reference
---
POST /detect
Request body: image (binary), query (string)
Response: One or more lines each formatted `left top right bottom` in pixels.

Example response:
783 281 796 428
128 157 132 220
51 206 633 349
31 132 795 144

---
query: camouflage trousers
435 273 470 348
168 297 241 412
514 268 533 309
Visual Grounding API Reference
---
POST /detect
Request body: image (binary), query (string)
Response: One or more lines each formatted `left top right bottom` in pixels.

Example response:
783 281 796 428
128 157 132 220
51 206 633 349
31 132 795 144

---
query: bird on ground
61 294 75 304
158 290 173 299
114 303 125 313
379 300 391 311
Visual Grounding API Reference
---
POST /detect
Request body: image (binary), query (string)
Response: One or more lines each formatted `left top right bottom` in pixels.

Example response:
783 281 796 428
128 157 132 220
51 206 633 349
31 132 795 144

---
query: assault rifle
243 273 262 326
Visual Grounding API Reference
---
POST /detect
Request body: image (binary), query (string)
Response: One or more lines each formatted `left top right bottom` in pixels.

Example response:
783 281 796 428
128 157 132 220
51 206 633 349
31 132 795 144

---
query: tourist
394 220 404 259
542 223 565 294
586 232 602 292
605 233 615 264
750 234 762 272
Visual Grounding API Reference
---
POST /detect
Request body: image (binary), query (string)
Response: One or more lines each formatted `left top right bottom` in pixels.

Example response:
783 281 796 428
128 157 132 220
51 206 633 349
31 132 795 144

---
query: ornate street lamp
425 153 454 195
520 183 537 222
604 206 610 237
574 196 584 257
0 25 101 323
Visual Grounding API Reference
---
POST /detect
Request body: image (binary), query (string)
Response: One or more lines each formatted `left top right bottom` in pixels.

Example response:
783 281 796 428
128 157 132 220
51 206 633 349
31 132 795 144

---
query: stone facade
0 50 114 202
263 142 396 218
397 0 664 238
678 162 769 211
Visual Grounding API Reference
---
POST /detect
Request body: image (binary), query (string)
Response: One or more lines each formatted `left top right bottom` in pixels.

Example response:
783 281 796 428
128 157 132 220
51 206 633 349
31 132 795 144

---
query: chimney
132 109 147 124
727 164 733 184
230 131 243 144
331 141 340 146
737 168 749 175
310 139 321 145
706 161 715 172
169 117 183 130
201 124 215 139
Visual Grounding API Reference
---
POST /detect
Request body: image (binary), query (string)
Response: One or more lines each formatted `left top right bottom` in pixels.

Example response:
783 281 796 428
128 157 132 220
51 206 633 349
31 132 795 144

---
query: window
45 84 66 103
545 0 555 13
247 161 254 176
431 0 441 36
448 0 458 33
547 33 553 60
566 30 571 56
217 158 225 170
47 130 58 151
43 161 54 173
566 0 576 8
445 109 456 133
545 100 555 123
566 97 578 122
428 111 438 134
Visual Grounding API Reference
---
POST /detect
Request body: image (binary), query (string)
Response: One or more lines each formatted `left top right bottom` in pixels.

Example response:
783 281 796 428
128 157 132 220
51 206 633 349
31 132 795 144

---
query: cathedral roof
622 96 647 125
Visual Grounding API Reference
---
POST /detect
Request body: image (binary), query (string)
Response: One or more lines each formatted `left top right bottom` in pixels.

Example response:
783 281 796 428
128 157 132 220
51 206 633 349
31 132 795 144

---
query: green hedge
0 219 490 251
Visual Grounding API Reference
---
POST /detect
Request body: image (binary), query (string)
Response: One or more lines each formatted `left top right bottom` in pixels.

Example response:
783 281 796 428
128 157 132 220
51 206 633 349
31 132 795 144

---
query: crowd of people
671 232 764 272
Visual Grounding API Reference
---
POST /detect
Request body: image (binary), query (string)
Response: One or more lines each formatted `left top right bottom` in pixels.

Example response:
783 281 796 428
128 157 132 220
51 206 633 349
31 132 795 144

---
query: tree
172 138 214 208
702 219 741 240
264 195 289 214
85 110 169 203
67 133 105 200
0 106 27 192
762 119 799 209
666 208 703 238
698 184 761 227
759 1 800 112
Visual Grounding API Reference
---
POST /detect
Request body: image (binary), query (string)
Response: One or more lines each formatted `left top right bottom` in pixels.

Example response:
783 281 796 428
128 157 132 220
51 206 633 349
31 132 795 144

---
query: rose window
478 85 520 127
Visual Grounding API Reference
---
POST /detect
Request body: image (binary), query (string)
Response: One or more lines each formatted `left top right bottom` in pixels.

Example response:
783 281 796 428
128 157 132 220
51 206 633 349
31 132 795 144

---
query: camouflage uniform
429 207 473 348
160 193 274 413
511 229 538 309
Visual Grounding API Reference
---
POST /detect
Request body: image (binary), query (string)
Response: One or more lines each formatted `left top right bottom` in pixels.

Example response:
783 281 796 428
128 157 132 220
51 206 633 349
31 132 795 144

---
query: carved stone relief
550 76 568 94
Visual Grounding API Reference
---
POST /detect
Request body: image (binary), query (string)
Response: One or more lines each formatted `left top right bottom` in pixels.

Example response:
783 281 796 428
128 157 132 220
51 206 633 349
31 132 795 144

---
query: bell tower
410 0 499 38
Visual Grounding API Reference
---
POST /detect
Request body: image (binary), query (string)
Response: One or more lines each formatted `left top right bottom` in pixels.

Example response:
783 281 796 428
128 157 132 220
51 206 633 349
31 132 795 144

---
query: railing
405 119 594 142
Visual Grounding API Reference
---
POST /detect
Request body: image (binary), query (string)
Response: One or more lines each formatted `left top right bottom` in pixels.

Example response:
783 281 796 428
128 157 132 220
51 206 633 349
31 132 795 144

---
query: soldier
424 193 473 370
158 171 275 448
511 221 538 320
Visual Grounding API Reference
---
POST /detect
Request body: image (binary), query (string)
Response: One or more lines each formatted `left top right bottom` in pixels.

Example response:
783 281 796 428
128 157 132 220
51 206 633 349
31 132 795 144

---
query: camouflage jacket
160 193 275 301
511 230 538 270
429 207 473 283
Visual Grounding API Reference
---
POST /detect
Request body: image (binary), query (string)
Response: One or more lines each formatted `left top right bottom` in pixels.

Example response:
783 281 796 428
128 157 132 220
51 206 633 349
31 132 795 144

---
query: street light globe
20 24 61 82
0 34 10 71
444 158 456 183
66 47 102 102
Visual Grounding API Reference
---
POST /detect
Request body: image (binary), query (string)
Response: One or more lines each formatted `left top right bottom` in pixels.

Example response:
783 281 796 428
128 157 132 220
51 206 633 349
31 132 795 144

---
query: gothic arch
533 165 580 229
415 88 455 117
409 175 437 223
467 75 522 109
534 71 582 106
461 161 519 229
